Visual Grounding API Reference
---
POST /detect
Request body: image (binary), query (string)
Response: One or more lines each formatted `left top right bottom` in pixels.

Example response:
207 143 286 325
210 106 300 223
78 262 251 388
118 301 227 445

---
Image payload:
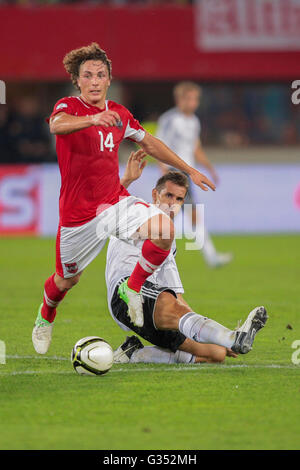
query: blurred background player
156 81 233 268
106 152 268 365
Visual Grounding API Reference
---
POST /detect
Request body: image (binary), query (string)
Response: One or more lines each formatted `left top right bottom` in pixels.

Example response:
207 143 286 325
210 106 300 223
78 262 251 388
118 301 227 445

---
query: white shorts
56 196 164 278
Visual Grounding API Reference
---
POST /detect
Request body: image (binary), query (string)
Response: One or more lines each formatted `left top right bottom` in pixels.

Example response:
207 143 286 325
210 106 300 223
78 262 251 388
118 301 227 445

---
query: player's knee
55 273 81 291
68 275 81 288
164 296 189 327
161 214 174 241
155 214 174 243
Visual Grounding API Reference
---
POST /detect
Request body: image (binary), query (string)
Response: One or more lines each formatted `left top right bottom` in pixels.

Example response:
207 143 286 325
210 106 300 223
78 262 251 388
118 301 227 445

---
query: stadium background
1 0 300 236
1 0 300 452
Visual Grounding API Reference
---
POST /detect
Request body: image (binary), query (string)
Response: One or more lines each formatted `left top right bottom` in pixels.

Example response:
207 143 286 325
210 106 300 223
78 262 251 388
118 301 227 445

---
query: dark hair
63 42 112 90
155 171 189 194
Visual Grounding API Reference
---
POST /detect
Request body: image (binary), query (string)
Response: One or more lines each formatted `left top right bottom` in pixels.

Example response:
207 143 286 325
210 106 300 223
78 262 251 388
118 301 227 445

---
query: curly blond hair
63 42 112 90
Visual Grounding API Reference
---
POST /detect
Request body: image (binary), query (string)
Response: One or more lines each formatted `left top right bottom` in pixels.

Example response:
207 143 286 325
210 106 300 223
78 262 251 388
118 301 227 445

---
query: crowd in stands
197 84 300 147
0 96 54 163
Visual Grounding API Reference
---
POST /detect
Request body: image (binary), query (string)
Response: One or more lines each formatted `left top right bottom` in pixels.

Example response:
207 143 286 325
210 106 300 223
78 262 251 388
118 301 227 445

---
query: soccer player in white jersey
156 81 232 268
106 152 268 365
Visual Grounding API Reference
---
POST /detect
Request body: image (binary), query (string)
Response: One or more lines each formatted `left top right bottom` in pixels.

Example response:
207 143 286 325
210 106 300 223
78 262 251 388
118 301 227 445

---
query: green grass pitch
0 234 299 450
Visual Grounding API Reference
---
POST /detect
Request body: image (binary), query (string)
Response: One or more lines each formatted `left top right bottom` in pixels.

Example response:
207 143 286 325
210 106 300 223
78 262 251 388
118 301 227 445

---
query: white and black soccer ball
71 336 114 376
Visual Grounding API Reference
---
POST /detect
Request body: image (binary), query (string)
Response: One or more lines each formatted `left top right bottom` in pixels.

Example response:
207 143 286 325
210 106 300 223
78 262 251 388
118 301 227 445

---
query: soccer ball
71 336 114 376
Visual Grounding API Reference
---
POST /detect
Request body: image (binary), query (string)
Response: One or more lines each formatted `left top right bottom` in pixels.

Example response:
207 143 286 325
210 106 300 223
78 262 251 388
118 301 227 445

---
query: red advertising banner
196 0 300 51
0 5 300 80
0 166 40 235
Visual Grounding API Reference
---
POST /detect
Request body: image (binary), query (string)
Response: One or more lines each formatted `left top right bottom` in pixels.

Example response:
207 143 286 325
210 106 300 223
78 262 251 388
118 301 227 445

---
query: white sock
130 346 172 364
178 312 235 349
130 346 195 364
174 349 195 364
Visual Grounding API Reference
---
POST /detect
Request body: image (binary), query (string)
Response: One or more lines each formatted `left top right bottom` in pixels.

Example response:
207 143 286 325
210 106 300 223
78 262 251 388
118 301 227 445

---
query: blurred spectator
195 83 299 148
2 96 54 163
0 106 11 161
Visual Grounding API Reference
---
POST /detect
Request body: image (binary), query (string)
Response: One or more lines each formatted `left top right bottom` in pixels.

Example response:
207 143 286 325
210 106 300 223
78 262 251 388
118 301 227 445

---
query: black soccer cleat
231 306 268 354
113 335 144 363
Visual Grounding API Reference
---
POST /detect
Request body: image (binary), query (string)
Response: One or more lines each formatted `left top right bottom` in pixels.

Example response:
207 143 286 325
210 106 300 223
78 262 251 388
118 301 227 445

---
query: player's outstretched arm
120 150 147 189
49 110 121 135
139 133 216 192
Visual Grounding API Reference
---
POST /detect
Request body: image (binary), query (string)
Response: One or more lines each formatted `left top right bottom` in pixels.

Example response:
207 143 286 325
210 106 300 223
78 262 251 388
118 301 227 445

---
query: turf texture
0 235 299 450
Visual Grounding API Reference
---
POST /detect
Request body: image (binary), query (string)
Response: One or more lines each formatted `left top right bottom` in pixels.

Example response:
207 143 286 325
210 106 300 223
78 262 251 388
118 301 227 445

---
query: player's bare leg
178 338 227 364
32 272 82 354
153 292 268 354
118 213 174 327
53 272 82 291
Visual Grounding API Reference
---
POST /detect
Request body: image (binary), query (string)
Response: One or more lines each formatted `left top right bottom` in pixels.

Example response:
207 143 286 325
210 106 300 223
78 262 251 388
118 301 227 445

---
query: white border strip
0 364 299 377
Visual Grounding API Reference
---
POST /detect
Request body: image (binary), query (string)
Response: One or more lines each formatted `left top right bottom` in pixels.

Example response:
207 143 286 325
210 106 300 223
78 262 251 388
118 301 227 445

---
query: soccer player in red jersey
32 43 216 354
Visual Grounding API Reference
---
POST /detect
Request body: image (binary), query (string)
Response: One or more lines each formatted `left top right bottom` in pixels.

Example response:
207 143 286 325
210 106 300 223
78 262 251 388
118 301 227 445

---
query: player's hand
226 349 238 358
123 150 147 183
127 149 148 180
189 168 216 192
91 110 121 127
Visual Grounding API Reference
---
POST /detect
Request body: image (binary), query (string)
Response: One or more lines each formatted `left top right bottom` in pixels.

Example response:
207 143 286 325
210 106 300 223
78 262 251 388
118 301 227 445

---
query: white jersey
105 234 184 331
156 107 201 167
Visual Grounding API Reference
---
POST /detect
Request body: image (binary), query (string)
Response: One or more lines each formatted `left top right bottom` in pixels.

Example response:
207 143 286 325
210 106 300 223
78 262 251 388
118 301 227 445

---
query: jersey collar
78 95 107 112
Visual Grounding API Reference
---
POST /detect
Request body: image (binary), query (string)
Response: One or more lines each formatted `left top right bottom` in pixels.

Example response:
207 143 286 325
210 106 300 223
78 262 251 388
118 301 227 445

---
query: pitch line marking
6 355 299 370
0 364 299 376
6 355 68 361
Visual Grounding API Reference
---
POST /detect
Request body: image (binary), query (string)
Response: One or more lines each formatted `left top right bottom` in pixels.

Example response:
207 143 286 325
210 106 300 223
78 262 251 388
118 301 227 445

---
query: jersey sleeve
46 97 76 123
123 110 146 142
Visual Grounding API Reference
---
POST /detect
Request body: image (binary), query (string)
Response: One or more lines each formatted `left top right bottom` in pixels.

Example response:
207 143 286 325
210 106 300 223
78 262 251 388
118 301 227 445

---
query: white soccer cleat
118 280 144 327
232 306 268 354
32 304 54 354
127 290 144 327
114 335 144 364
206 252 233 268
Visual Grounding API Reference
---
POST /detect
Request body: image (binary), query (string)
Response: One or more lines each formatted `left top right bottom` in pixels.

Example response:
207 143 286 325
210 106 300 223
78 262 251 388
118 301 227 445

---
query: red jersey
48 96 145 227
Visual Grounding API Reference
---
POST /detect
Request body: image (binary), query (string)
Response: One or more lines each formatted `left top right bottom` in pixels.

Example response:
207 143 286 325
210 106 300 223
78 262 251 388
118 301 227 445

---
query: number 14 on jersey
99 131 115 152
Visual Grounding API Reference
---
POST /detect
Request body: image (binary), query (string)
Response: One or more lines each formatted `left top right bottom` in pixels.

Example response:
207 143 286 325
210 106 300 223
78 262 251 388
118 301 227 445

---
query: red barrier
0 5 300 80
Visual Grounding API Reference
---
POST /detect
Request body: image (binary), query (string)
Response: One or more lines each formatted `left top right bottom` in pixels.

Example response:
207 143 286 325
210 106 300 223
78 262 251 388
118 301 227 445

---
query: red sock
41 274 67 323
127 239 170 292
